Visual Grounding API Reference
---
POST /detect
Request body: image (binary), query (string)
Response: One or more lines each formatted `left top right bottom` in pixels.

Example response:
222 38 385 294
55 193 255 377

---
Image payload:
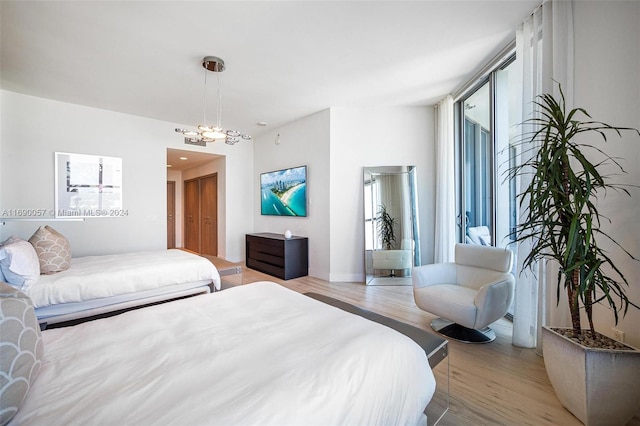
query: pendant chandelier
175 56 251 145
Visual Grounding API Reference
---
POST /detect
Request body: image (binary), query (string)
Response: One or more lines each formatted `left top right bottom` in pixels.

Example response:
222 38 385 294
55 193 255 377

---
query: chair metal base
431 318 496 344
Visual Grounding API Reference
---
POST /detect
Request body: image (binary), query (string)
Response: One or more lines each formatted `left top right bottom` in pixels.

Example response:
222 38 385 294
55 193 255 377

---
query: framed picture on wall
54 152 123 218
260 165 307 217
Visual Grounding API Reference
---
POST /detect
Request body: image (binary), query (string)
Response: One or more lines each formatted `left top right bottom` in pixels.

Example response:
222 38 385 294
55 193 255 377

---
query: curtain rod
452 39 516 102
450 0 545 102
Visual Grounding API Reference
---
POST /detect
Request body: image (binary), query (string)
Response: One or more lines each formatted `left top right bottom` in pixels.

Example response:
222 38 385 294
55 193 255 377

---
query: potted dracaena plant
508 85 640 426
376 204 397 250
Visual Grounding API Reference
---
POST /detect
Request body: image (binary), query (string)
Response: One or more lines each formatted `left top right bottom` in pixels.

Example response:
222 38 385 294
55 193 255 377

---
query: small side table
425 339 449 426
217 265 244 290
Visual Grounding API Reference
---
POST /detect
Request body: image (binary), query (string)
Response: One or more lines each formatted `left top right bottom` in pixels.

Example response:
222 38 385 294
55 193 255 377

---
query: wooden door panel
184 179 200 252
200 175 217 256
167 181 176 249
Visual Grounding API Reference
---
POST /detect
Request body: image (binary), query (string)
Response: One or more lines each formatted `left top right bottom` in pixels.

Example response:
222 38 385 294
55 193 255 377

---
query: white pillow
0 236 40 290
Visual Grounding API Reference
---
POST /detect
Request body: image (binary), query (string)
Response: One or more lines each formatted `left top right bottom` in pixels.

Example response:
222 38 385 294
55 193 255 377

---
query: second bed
28 249 220 326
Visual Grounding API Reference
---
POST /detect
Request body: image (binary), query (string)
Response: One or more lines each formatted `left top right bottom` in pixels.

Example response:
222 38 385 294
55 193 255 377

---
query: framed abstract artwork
54 152 123 218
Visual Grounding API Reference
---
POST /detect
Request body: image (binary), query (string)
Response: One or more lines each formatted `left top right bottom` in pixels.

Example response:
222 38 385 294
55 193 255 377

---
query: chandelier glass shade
175 56 251 145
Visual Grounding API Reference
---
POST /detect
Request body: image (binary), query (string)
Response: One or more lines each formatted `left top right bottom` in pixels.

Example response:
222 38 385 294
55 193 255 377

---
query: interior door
167 181 176 249
200 174 217 256
184 178 200 252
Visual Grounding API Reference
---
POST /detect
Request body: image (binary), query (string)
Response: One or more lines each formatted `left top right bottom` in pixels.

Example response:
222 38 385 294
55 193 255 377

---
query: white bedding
26 249 220 308
13 281 435 425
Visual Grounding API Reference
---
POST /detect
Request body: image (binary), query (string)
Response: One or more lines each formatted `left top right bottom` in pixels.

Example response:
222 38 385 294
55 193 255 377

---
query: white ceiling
1 1 539 140
167 148 222 170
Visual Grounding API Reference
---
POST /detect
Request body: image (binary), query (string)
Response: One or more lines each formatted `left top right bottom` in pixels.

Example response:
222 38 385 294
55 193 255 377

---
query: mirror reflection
363 166 421 285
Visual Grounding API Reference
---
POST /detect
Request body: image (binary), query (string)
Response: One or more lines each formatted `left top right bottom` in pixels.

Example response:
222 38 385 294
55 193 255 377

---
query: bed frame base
39 285 211 329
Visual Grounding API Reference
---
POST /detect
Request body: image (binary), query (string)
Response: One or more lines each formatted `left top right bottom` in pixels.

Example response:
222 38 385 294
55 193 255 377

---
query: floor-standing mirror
363 166 420 285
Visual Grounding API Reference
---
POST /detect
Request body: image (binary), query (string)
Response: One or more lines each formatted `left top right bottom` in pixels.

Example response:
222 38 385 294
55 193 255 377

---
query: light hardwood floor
207 257 640 426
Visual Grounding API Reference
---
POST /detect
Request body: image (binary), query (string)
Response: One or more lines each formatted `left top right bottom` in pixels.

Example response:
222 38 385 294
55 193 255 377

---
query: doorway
184 174 218 256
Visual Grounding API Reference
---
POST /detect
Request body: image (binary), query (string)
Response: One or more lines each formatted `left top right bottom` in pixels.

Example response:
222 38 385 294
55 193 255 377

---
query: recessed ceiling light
167 164 172 168
179 157 188 160
257 122 268 126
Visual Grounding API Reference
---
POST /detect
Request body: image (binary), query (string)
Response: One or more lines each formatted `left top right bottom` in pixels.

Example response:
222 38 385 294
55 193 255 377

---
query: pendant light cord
203 66 208 126
216 67 222 130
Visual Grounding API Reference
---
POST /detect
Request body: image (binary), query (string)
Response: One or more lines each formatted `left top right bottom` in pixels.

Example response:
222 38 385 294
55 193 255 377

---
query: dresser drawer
248 240 284 257
246 258 285 278
245 233 308 280
247 249 285 267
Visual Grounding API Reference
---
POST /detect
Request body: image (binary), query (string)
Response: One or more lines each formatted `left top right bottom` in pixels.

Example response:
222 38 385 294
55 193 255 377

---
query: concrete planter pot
542 326 640 426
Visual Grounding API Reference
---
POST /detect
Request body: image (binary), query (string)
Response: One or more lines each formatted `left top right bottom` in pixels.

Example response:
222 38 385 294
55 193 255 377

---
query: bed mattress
12 281 435 425
26 249 220 309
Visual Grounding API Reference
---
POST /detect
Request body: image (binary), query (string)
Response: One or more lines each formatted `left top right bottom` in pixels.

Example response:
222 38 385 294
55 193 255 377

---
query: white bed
10 281 436 425
29 249 220 325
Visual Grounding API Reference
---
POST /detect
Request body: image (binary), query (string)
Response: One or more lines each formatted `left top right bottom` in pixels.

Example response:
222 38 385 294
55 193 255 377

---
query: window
455 54 517 250
363 178 375 251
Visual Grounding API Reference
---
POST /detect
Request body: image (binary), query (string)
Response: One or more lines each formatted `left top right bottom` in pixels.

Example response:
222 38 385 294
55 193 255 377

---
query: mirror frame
363 166 421 285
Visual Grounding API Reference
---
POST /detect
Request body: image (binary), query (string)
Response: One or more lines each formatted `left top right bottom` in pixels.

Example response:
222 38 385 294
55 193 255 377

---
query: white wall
0 91 166 254
253 107 434 282
218 139 255 262
253 110 331 280
0 91 253 261
566 1 640 348
1 91 434 281
329 107 435 282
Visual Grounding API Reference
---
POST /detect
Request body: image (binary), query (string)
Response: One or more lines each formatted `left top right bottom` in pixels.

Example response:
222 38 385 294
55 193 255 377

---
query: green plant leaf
509 83 640 334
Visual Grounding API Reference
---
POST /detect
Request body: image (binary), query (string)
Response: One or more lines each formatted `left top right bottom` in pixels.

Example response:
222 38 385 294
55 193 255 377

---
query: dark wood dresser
245 233 309 280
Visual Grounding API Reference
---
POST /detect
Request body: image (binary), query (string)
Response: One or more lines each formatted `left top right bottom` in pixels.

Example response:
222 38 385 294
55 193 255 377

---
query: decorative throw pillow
0 237 40 290
28 226 71 275
0 240 8 282
0 281 44 425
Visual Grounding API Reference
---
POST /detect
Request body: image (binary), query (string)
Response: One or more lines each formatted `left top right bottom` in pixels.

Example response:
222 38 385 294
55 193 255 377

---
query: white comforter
13 281 435 425
26 249 220 308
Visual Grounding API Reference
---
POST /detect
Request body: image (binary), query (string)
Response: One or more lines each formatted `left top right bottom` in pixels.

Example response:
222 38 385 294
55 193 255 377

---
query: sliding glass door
456 55 518 313
461 80 492 244
457 56 516 250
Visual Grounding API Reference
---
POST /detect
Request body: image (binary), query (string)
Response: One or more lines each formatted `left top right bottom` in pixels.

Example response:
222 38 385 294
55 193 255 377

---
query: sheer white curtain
512 0 574 349
399 173 413 243
433 95 455 263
